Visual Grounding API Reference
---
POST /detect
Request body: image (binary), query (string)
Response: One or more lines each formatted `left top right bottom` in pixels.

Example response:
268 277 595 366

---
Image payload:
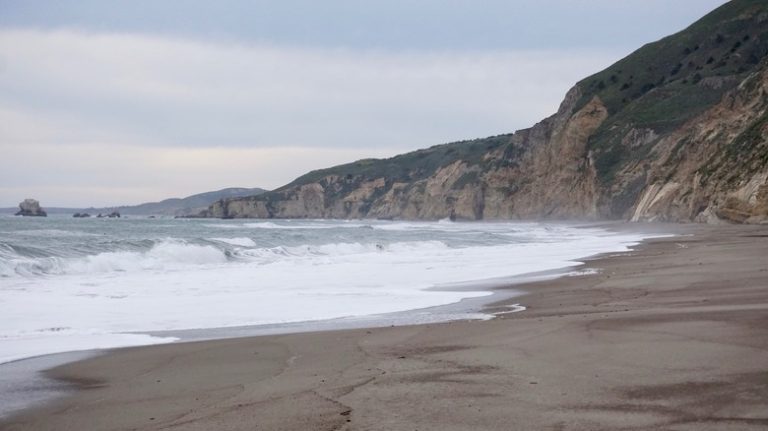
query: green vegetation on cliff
283 134 513 190
575 0 768 183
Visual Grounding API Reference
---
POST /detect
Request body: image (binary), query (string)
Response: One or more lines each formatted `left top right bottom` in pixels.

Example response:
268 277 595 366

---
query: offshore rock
15 199 47 217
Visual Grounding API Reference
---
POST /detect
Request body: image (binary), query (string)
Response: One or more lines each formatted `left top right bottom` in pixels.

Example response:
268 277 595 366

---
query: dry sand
2 223 768 430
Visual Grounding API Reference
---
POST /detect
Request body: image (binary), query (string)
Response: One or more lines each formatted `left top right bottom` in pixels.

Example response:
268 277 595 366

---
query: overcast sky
0 0 728 207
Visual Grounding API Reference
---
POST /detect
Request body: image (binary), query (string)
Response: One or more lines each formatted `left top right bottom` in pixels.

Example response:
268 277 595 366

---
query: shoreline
0 221 655 419
6 223 768 429
0 219 645 367
0 254 538 419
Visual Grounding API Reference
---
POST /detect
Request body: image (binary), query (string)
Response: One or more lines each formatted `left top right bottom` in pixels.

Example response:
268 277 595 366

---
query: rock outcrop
15 199 47 217
201 0 768 224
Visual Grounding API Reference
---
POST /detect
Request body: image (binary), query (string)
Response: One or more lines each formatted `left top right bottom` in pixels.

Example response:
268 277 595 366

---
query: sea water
1 216 652 364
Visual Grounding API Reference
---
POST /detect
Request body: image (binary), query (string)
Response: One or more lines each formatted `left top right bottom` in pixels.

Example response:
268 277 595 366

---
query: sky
0 0 728 207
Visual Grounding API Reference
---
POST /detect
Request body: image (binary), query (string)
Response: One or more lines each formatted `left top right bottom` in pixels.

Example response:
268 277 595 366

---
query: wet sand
2 223 768 430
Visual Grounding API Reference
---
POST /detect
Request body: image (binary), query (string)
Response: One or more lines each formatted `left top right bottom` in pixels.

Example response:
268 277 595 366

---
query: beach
2 222 768 430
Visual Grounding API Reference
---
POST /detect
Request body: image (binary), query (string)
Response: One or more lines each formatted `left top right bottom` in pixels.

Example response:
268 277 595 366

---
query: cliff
202 0 768 223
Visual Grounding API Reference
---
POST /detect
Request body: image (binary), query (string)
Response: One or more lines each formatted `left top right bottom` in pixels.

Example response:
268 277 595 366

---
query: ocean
0 216 653 366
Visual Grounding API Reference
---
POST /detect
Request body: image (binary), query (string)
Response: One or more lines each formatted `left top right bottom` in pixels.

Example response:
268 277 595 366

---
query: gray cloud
1 30 621 147
0 143 396 207
0 0 728 50
1 29 623 206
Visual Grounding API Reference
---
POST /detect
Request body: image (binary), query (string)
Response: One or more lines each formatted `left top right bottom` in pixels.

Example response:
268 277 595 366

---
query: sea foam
0 219 660 364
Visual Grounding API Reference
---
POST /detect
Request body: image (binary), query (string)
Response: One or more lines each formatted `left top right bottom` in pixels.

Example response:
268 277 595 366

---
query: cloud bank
0 29 621 206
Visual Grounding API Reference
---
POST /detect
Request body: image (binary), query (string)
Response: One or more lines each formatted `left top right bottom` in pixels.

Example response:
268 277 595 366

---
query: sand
2 223 768 430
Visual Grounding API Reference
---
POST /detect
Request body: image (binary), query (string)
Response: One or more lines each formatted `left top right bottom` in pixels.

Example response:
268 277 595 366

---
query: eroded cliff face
204 63 767 223
627 65 768 223
207 62 766 223
202 1 768 223
203 90 611 221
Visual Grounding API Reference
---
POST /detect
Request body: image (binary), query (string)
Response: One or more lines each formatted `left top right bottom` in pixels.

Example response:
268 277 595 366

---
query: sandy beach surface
2 223 767 430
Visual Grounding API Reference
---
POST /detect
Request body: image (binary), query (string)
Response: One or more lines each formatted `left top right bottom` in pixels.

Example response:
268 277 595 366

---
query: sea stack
15 199 47 217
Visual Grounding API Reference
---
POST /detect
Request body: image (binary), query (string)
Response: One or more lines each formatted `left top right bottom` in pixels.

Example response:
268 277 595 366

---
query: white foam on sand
0 332 177 365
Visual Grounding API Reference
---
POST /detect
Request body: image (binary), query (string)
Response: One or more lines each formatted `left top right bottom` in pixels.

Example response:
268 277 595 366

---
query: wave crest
1 241 228 277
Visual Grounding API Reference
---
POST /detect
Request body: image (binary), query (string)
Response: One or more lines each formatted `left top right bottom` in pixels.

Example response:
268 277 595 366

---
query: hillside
81 187 268 216
103 187 268 216
202 0 768 223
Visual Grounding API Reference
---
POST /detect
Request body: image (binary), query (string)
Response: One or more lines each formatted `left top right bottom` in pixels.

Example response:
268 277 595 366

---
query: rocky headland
200 0 768 224
95 187 267 217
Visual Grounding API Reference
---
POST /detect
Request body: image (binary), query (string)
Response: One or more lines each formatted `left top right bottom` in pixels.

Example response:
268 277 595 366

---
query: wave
0 219 662 366
227 240 450 266
0 238 453 278
1 241 229 277
206 221 385 230
242 221 376 230
3 229 99 237
201 219 530 233
209 237 257 247
204 221 331 230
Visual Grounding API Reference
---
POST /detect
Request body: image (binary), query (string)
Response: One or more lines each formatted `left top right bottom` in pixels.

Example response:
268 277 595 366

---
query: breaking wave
0 238 453 278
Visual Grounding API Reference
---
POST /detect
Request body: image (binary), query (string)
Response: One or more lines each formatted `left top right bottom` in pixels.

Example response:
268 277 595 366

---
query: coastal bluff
201 0 768 223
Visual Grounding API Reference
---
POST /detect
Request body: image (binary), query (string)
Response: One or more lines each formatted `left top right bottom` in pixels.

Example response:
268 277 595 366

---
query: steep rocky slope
203 0 768 223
